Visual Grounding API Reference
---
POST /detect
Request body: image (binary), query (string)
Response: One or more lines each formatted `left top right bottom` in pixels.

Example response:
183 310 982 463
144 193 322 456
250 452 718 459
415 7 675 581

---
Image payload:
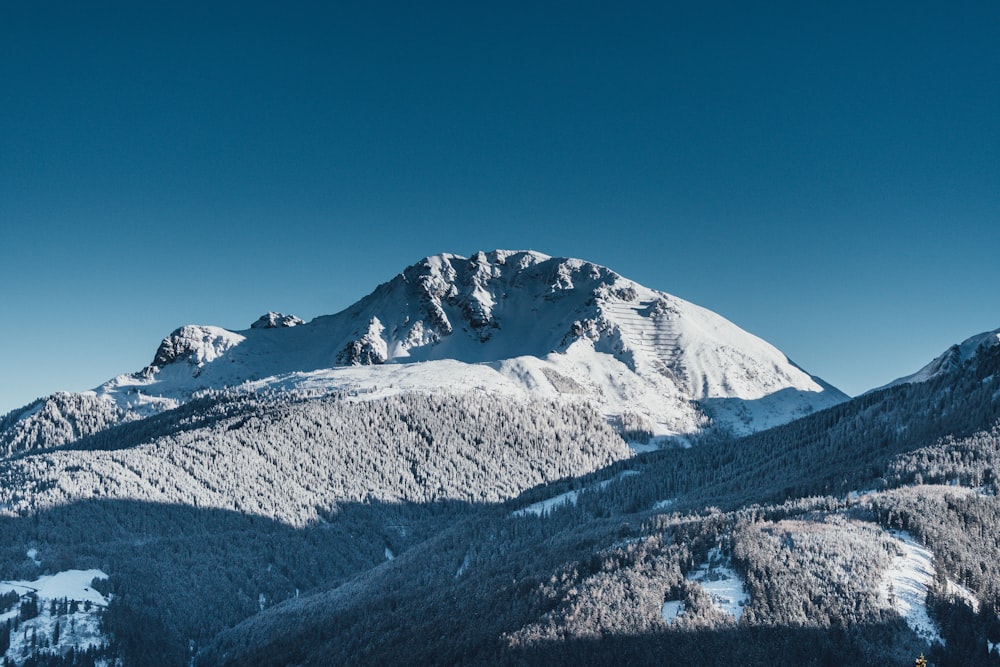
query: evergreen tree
19 594 38 622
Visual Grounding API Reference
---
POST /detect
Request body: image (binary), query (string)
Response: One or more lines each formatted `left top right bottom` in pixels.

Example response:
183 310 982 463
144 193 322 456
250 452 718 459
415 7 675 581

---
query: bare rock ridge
250 312 304 329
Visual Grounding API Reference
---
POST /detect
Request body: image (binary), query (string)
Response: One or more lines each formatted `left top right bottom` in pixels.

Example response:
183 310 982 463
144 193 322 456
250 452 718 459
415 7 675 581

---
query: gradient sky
2 1 998 414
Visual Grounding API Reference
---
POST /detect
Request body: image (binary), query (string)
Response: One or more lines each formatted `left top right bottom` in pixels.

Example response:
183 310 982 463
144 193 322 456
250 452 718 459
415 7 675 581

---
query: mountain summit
4 251 847 449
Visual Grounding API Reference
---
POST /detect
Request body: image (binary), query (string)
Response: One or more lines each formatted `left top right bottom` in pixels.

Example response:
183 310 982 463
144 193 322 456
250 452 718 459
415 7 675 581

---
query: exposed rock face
336 318 388 366
341 250 615 360
251 312 305 329
149 325 245 369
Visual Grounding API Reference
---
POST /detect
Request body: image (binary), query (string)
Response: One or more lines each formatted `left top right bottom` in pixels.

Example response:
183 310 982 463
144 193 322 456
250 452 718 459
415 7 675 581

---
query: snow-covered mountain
2 250 847 450
5 252 1000 667
885 327 1000 388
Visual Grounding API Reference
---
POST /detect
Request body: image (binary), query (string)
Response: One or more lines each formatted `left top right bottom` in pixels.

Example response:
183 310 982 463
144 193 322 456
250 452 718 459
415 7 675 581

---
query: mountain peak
9 250 848 445
251 312 304 329
354 250 627 357
148 325 245 372
421 249 552 267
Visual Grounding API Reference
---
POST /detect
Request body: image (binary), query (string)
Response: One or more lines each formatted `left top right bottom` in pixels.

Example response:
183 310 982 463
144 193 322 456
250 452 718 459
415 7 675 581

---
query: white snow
0 569 110 663
886 329 1000 388
688 549 749 620
0 569 108 606
511 488 581 518
628 441 666 453
22 251 844 446
944 577 979 612
880 532 942 645
661 546 749 624
660 600 684 623
511 471 640 518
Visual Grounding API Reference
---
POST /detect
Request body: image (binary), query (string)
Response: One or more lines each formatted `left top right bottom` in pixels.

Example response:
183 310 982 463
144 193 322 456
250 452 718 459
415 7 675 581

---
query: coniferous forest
0 339 997 665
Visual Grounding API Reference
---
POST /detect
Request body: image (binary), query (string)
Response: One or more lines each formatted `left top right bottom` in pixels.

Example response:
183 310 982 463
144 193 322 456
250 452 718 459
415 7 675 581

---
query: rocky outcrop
251 312 305 329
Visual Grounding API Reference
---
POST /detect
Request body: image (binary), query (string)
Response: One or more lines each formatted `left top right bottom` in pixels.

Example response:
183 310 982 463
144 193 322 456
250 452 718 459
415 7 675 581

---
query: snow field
511 471 640 518
878 531 978 646
0 569 110 663
661 547 749 623
880 532 940 644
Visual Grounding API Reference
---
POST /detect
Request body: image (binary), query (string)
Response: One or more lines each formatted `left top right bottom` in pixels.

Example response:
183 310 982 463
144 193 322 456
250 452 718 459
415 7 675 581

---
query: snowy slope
0 568 110 663
3 250 847 447
661 546 749 624
878 529 978 646
885 328 1000 388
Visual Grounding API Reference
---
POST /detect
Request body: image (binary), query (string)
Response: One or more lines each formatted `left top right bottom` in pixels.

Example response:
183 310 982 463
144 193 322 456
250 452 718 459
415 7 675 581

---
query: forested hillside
199 335 1000 666
0 391 628 665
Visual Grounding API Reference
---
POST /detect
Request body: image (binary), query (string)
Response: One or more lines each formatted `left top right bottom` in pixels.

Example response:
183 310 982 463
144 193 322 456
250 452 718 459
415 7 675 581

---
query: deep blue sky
2 1 998 413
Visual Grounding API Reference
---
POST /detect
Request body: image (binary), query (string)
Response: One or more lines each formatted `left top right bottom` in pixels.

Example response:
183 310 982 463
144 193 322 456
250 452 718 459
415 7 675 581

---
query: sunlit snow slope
4 250 847 447
885 328 1000 388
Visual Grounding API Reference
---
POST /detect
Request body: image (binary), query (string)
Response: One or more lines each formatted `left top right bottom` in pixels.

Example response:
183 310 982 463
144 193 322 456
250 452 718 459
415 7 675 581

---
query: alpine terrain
0 250 997 667
2 250 845 456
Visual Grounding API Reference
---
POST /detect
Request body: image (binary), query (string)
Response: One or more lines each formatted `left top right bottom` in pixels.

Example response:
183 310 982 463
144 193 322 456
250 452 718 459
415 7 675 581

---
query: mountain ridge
0 250 847 448
885 327 1000 388
2 250 846 451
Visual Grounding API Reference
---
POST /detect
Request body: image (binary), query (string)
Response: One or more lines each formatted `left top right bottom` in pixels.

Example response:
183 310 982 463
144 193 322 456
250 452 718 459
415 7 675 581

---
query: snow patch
880 532 942 645
0 569 110 663
455 553 471 578
662 546 749 624
511 489 581 518
0 570 108 605
660 600 684 623
511 471 640 518
944 577 979 613
689 551 749 620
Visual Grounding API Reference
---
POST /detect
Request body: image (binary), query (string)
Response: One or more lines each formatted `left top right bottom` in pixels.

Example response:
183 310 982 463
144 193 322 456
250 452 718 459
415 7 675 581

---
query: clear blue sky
2 1 998 414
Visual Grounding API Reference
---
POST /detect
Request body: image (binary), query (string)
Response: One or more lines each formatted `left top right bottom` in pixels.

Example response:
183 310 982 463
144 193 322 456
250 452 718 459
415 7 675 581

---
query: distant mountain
886 327 1000 388
1 250 847 453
